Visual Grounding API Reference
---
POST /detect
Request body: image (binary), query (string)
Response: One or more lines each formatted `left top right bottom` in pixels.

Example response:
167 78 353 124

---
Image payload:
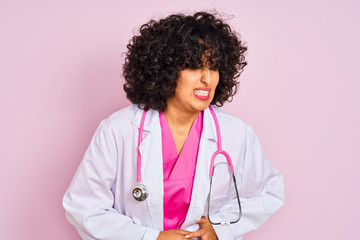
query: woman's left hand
184 217 218 240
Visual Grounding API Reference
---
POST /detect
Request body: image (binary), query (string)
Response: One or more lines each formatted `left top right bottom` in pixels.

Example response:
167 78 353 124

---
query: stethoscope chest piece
132 183 148 201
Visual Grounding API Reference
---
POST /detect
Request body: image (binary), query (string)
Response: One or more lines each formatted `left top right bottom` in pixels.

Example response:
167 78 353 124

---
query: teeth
194 90 210 96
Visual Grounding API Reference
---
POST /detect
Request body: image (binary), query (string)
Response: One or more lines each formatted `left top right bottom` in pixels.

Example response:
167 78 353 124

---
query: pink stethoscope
132 106 242 225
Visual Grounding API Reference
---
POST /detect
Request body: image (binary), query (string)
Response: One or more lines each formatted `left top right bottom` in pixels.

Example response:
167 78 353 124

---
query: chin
192 102 211 112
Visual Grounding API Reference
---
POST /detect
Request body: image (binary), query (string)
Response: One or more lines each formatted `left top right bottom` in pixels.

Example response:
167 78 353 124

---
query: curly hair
123 11 247 112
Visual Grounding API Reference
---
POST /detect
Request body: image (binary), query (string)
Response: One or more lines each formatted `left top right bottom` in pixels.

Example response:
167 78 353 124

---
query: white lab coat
63 104 284 240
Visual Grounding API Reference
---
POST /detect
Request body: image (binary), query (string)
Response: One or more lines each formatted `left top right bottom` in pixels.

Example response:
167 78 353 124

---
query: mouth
193 89 211 100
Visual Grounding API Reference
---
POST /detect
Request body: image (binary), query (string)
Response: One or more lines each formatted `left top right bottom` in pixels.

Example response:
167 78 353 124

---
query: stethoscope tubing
136 106 235 182
135 106 242 224
208 106 235 176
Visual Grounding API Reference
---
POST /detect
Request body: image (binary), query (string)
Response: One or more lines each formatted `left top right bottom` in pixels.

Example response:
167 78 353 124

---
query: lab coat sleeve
212 125 285 239
62 121 160 240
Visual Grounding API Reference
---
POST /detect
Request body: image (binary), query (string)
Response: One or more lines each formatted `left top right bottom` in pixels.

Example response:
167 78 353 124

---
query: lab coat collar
130 106 159 132
202 106 219 142
130 105 220 142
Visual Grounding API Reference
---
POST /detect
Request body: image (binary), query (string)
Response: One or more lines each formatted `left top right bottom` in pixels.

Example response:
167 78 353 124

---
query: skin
157 64 220 239
157 217 218 240
164 64 220 154
157 229 192 240
184 217 218 240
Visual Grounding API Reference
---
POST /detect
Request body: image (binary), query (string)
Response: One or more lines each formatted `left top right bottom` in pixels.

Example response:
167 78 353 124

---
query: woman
63 12 285 240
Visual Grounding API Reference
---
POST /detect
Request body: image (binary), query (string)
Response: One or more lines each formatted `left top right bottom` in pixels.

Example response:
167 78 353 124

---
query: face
167 65 219 114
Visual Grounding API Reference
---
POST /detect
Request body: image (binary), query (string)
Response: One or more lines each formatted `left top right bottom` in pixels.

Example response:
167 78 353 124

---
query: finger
184 229 205 239
174 229 191 235
197 216 209 225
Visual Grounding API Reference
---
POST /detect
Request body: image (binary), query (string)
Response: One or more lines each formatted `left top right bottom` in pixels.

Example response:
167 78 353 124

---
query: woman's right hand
157 229 191 240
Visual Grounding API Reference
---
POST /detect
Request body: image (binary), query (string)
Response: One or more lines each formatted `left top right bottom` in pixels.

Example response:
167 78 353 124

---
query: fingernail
184 235 190 239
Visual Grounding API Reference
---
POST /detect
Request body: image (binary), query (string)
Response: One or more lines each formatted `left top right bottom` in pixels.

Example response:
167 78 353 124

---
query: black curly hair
123 11 247 112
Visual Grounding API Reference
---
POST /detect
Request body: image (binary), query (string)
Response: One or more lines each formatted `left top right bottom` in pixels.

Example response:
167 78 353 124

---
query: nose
200 67 212 85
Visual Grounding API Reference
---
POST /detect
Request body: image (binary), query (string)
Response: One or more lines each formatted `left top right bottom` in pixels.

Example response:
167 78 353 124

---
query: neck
163 106 200 129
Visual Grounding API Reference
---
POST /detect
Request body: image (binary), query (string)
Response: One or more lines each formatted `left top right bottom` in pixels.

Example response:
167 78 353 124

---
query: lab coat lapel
133 108 164 230
182 107 218 228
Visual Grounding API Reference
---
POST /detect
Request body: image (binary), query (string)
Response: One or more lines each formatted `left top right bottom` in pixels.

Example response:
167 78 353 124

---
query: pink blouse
159 111 203 230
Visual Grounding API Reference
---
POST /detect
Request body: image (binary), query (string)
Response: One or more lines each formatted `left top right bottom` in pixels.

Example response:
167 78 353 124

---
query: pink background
1 0 359 239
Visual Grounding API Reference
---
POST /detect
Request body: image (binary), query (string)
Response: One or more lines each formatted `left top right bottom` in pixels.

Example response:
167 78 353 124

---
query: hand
157 229 191 240
184 217 218 240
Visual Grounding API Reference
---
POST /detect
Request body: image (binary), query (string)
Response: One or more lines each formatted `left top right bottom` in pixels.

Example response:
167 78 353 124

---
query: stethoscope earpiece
132 183 148 201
